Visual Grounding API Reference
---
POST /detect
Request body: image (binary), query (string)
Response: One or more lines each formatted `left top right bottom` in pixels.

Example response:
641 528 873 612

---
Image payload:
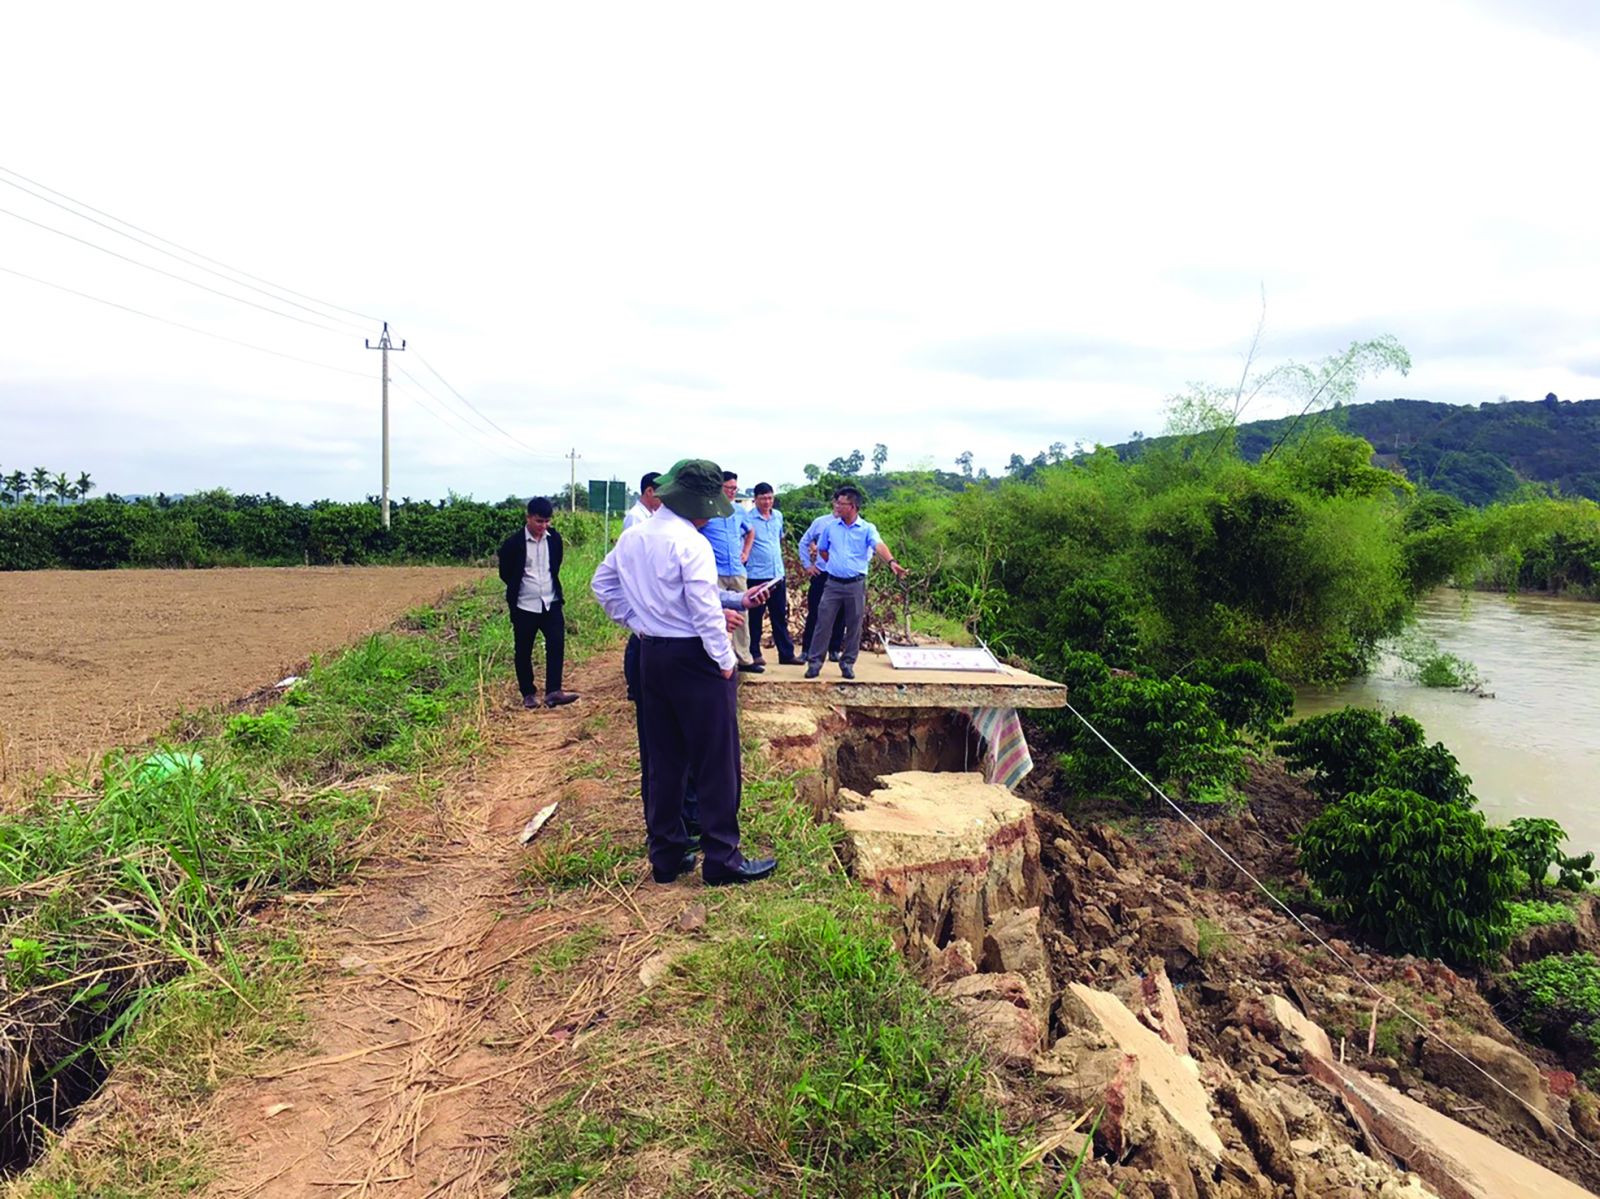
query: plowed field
0 566 485 790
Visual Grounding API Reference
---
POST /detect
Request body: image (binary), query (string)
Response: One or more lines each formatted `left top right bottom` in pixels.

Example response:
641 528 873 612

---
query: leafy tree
1006 453 1027 477
1186 659 1293 736
75 471 93 500
1374 742 1473 807
955 451 974 478
1299 786 1515 964
803 464 821 482
826 449 866 476
871 444 888 474
30 467 49 502
1503 817 1598 896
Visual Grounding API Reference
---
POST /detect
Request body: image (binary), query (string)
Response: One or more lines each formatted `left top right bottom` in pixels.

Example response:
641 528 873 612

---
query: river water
1295 590 1600 859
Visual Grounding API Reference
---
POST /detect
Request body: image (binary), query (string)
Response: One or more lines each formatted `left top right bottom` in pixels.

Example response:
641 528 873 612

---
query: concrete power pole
566 447 581 512
365 322 407 528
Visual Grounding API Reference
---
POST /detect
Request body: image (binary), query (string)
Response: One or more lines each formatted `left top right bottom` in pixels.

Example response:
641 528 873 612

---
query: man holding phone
743 482 797 666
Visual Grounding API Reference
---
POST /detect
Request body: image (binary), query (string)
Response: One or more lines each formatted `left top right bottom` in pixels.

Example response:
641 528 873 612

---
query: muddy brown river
1296 589 1600 859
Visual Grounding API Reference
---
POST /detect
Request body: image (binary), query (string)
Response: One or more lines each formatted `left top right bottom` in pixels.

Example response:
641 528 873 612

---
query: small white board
884 644 1002 672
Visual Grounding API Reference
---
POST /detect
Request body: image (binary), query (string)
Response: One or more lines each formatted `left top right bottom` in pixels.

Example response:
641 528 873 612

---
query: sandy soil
0 566 484 789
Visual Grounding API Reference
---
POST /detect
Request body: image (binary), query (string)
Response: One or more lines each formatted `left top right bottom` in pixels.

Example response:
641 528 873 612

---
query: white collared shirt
518 529 555 612
591 506 735 671
622 500 655 531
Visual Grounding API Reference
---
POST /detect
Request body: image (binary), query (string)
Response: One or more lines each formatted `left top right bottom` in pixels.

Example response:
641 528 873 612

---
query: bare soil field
0 566 484 789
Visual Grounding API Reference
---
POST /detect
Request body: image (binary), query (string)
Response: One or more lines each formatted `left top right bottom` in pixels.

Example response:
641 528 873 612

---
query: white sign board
884 644 1002 672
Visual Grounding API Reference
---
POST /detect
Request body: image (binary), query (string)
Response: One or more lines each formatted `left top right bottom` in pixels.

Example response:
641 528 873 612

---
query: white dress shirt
622 500 655 531
517 529 555 612
592 506 735 671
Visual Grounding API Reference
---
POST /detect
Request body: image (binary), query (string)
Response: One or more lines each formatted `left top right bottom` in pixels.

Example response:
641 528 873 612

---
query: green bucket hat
655 459 734 521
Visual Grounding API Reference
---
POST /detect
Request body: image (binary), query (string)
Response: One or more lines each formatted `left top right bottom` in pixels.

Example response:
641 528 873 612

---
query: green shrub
1298 786 1515 964
1060 671 1245 804
1186 658 1294 735
1375 741 1474 807
1503 817 1597 895
225 709 297 752
1506 953 1600 1069
1278 706 1433 798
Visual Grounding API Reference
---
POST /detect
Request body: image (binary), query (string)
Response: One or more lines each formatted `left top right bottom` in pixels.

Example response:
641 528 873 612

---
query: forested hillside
1127 396 1600 505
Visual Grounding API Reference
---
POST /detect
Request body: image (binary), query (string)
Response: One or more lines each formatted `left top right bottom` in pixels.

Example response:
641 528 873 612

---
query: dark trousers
746 577 795 662
511 603 564 696
807 576 867 668
639 637 742 875
624 634 698 835
800 572 846 660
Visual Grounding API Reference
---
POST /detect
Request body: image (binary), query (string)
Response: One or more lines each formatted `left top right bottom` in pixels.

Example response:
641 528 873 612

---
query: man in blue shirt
798 492 847 663
804 486 908 679
699 470 759 671
743 482 797 666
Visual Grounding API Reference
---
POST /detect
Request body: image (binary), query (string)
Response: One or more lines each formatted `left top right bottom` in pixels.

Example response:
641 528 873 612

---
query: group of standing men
598 461 906 887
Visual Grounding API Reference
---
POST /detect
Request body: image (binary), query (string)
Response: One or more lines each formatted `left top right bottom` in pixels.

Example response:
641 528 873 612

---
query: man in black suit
497 497 579 709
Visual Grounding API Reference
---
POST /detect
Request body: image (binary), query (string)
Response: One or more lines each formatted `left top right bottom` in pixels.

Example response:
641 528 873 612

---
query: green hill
1131 396 1600 506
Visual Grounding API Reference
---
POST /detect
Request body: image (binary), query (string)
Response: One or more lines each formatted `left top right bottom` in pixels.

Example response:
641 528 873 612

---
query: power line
1062 697 1600 1165
387 379 534 470
0 173 369 332
413 351 562 460
0 263 367 379
0 203 347 335
0 163 379 324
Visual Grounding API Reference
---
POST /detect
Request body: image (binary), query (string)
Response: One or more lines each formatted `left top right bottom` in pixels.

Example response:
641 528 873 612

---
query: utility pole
566 448 581 512
365 322 406 528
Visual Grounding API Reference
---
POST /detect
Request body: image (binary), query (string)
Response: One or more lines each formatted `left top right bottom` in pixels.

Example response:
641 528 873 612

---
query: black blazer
498 526 565 611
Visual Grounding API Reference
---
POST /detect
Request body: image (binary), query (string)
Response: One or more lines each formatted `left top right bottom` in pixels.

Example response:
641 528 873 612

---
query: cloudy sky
2 0 1597 501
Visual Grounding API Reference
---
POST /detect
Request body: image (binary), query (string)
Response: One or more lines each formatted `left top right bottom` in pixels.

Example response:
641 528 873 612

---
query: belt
826 573 866 585
639 634 700 643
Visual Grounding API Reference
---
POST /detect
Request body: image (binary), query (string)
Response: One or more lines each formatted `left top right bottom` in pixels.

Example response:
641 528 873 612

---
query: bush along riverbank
0 555 617 1187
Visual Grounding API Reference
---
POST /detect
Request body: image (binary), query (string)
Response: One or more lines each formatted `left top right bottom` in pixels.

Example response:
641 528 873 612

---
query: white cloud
1 0 1597 500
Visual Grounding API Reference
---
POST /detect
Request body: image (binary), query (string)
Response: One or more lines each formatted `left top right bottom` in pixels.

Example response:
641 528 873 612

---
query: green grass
519 826 641 890
1506 897 1577 937
529 924 608 977
509 768 1081 1199
1195 917 1232 960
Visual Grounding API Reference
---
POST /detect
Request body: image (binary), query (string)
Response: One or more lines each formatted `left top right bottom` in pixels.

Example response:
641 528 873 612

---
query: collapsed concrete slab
1061 982 1225 1161
1267 996 1596 1199
835 771 1041 956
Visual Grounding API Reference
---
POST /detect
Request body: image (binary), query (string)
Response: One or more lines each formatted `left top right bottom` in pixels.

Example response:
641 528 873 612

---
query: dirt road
0 566 483 789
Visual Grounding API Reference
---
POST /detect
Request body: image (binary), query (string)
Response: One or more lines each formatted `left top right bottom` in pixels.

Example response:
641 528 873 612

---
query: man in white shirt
496 497 579 708
622 470 662 531
593 459 777 887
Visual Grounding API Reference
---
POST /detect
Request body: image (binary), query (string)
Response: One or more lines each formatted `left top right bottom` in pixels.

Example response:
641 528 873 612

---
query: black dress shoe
839 663 856 679
777 656 801 666
736 662 765 673
803 664 821 679
704 857 777 886
651 851 698 884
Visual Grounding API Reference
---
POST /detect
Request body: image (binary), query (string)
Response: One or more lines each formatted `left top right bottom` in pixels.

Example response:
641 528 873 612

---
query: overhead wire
388 375 535 469
1061 697 1600 1164
414 352 563 460
0 203 347 335
0 172 369 332
0 162 380 325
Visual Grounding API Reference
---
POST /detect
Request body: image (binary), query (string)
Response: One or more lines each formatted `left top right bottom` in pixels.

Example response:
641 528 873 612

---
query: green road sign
587 480 627 513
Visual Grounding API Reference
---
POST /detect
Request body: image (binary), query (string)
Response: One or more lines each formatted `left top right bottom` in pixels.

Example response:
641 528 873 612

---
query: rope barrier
1062 698 1600 1163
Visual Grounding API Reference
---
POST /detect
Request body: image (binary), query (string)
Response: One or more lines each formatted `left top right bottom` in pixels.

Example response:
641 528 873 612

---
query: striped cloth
965 707 1034 790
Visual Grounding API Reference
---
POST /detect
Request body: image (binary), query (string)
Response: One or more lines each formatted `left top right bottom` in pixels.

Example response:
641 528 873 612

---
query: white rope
1063 699 1600 1163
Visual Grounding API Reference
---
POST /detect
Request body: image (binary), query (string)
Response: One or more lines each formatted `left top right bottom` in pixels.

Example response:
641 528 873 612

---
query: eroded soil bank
749 699 1600 1198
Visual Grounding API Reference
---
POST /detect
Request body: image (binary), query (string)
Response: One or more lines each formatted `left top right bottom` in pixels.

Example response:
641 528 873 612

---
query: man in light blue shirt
804 486 907 679
744 482 797 665
798 493 847 662
699 470 759 670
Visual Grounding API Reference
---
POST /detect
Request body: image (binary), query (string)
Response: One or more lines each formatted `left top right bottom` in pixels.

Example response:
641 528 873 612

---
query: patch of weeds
1372 1015 1410 1060
1506 898 1576 937
578 714 610 740
1195 917 1232 960
565 759 609 781
529 924 607 977
510 1099 656 1198
520 825 639 890
224 709 296 751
